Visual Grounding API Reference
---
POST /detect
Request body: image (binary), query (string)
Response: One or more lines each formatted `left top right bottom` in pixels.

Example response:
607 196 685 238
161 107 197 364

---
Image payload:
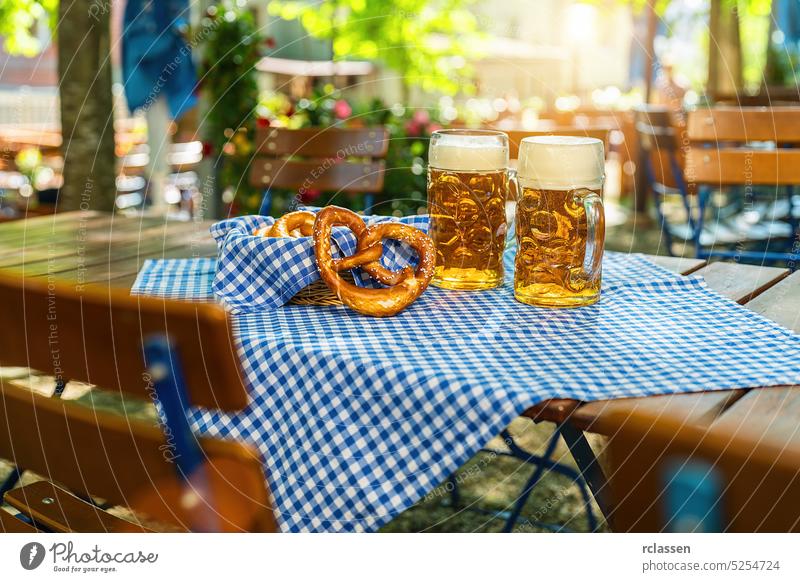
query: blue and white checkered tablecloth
132 249 800 532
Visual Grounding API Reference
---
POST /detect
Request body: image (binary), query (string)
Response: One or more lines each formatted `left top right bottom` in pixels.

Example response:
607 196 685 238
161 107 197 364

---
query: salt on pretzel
313 206 435 317
253 210 316 238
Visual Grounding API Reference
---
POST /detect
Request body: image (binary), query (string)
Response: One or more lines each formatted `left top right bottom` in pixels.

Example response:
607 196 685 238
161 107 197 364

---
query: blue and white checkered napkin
132 248 800 532
209 210 428 313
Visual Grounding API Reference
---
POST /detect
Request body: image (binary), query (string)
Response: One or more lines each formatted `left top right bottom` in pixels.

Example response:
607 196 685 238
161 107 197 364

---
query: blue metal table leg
500 429 560 532
54 377 68 398
445 424 599 531
559 422 612 526
445 474 461 509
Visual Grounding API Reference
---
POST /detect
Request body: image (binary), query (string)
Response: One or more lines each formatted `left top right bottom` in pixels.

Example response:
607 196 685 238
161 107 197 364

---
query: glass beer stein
427 130 510 290
514 136 605 308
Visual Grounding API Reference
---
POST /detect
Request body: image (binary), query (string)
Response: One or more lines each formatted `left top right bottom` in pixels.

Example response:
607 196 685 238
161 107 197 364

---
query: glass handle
574 188 605 280
507 168 519 245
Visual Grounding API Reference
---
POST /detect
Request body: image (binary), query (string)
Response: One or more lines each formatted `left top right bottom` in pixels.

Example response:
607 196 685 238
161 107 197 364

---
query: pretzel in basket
254 210 316 238
313 206 435 317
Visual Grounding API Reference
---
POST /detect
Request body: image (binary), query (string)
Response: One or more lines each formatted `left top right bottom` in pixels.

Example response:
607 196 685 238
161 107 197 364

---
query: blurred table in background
0 211 216 288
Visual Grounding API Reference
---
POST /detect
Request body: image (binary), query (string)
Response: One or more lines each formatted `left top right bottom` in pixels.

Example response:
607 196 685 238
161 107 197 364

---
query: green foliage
200 2 263 215
0 0 57 56
737 0 772 90
766 39 800 86
268 0 483 96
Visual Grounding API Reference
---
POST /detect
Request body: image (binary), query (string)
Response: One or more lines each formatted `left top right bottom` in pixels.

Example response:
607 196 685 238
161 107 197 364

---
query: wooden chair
606 408 800 532
0 273 278 532
685 106 800 263
634 105 694 254
250 126 389 215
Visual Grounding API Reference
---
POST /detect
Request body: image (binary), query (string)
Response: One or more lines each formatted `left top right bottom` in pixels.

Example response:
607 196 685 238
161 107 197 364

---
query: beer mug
427 130 510 290
514 136 605 308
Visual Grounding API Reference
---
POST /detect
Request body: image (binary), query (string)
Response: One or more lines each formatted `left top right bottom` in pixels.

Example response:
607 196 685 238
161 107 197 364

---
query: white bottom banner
0 533 797 581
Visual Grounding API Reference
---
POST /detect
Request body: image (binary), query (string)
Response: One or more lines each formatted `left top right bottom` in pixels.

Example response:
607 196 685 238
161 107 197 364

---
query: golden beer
514 136 605 308
427 130 510 290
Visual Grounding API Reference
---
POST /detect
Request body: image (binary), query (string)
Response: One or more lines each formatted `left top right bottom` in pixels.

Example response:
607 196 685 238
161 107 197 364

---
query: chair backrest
505 127 610 160
687 106 800 144
250 126 389 193
686 107 800 186
0 273 276 532
634 105 684 190
712 88 800 107
606 408 800 532
634 105 678 152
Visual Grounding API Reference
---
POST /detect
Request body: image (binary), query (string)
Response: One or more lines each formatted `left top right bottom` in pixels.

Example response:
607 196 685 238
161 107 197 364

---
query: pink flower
412 109 430 125
405 121 421 137
333 99 352 120
428 123 443 134
301 188 322 203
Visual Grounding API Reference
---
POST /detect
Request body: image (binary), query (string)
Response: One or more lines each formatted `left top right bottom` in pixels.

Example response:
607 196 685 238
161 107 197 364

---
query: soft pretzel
253 210 316 238
313 206 435 317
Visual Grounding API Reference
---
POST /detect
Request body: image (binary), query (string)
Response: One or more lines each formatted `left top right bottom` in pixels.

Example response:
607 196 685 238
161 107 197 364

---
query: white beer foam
430 142 508 172
518 135 605 190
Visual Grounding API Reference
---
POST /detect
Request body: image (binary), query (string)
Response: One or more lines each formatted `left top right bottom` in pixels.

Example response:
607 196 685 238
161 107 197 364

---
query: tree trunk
57 1 116 212
707 0 743 101
642 0 658 104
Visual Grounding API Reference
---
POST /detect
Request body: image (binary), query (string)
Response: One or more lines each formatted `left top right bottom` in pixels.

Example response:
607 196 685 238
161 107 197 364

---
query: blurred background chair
638 105 800 265
251 126 389 215
686 106 800 264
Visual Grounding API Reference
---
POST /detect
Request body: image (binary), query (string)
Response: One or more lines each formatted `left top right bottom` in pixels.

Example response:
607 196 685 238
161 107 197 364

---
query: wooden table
8 212 795 427
2 212 798 528
0 211 216 288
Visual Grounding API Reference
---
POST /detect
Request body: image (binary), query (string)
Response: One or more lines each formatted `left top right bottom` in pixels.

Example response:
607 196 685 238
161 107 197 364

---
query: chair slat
254 127 389 158
5 481 152 533
686 148 800 186
687 107 800 143
251 159 385 192
0 509 40 533
0 273 248 410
